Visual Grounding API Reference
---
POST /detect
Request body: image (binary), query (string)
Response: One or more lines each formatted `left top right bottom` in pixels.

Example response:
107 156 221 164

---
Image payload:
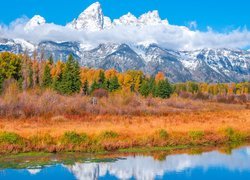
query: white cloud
188 21 198 30
0 17 250 51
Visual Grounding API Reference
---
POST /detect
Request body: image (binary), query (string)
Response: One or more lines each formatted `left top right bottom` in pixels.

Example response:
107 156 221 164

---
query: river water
1 146 250 179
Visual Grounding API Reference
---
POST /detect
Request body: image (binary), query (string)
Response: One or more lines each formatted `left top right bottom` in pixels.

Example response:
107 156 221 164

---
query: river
1 146 250 179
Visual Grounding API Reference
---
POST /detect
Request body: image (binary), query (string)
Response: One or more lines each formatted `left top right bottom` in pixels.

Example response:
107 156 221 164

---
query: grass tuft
157 129 169 139
61 131 88 145
225 127 246 143
99 131 119 139
189 131 205 140
0 132 23 145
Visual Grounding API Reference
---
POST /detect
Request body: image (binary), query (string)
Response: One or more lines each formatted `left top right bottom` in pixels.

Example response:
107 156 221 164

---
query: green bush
158 129 168 139
61 131 88 145
0 132 23 144
99 131 119 139
189 131 204 140
225 127 245 143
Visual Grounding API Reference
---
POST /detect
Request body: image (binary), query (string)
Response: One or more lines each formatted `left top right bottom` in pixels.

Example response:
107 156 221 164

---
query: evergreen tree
98 71 106 88
42 63 52 88
48 55 54 65
139 80 151 97
52 73 62 92
108 76 120 92
59 54 81 94
148 77 156 94
157 79 173 99
82 80 89 95
90 80 99 93
28 65 33 88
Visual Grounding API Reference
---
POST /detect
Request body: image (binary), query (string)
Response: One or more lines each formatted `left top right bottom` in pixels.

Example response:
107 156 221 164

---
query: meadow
0 89 249 154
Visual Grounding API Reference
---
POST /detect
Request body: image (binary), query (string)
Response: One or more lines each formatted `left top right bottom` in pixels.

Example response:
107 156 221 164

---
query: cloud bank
0 16 250 51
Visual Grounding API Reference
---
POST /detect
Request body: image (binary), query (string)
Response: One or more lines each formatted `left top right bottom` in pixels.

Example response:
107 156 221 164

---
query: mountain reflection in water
1 147 250 180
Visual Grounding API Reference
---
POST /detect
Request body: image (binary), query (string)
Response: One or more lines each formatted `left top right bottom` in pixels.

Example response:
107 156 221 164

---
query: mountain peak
139 10 168 25
83 1 102 14
24 15 46 31
89 2 101 8
66 2 104 31
113 12 138 26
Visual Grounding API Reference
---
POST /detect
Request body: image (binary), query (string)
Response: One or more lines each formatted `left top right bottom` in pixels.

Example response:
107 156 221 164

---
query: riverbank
0 109 249 154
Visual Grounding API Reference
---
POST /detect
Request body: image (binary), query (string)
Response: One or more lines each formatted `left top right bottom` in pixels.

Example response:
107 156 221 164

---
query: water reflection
1 147 250 180
66 147 250 179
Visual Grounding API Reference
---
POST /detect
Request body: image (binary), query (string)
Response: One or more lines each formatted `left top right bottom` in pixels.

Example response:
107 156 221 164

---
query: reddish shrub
179 91 192 99
216 95 235 104
194 92 210 100
236 94 247 103
93 89 109 98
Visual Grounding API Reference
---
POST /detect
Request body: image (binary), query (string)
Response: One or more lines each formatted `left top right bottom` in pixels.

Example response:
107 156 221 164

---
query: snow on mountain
178 48 250 82
66 2 104 31
24 15 46 31
138 10 168 26
0 37 249 82
113 13 138 26
13 39 35 52
108 10 168 27
103 16 112 29
0 38 35 54
66 2 168 31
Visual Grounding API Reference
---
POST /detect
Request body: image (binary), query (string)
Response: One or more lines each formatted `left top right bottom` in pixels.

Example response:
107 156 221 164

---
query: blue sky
0 0 249 32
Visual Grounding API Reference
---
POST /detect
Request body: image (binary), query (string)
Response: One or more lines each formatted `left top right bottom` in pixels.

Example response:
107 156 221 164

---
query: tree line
0 52 249 98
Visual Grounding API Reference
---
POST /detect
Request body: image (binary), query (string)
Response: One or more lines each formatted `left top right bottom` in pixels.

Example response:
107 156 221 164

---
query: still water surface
1 146 250 179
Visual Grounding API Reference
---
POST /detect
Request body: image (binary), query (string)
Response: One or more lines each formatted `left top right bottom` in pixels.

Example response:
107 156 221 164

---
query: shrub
237 94 247 103
158 129 169 139
225 127 245 143
179 91 192 99
194 92 209 100
0 132 23 144
99 131 119 139
189 131 204 140
93 88 109 98
61 131 88 145
216 95 235 104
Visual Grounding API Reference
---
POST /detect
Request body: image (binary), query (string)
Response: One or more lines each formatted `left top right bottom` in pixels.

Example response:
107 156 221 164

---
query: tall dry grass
0 80 248 118
0 88 246 118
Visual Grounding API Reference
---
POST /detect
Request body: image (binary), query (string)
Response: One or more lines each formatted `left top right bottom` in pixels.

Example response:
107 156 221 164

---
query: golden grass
0 109 249 138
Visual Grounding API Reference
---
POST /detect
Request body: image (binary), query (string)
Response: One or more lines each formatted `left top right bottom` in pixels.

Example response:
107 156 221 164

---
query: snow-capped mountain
1 38 249 82
66 2 105 31
65 1 168 31
24 15 46 31
0 2 249 82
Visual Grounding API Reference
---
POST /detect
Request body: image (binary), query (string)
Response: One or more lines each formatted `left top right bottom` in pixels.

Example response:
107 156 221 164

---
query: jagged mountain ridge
0 38 249 83
25 1 168 32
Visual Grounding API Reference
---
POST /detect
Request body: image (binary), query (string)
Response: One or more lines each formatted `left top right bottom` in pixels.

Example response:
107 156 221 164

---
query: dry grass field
0 90 249 153
0 109 249 137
